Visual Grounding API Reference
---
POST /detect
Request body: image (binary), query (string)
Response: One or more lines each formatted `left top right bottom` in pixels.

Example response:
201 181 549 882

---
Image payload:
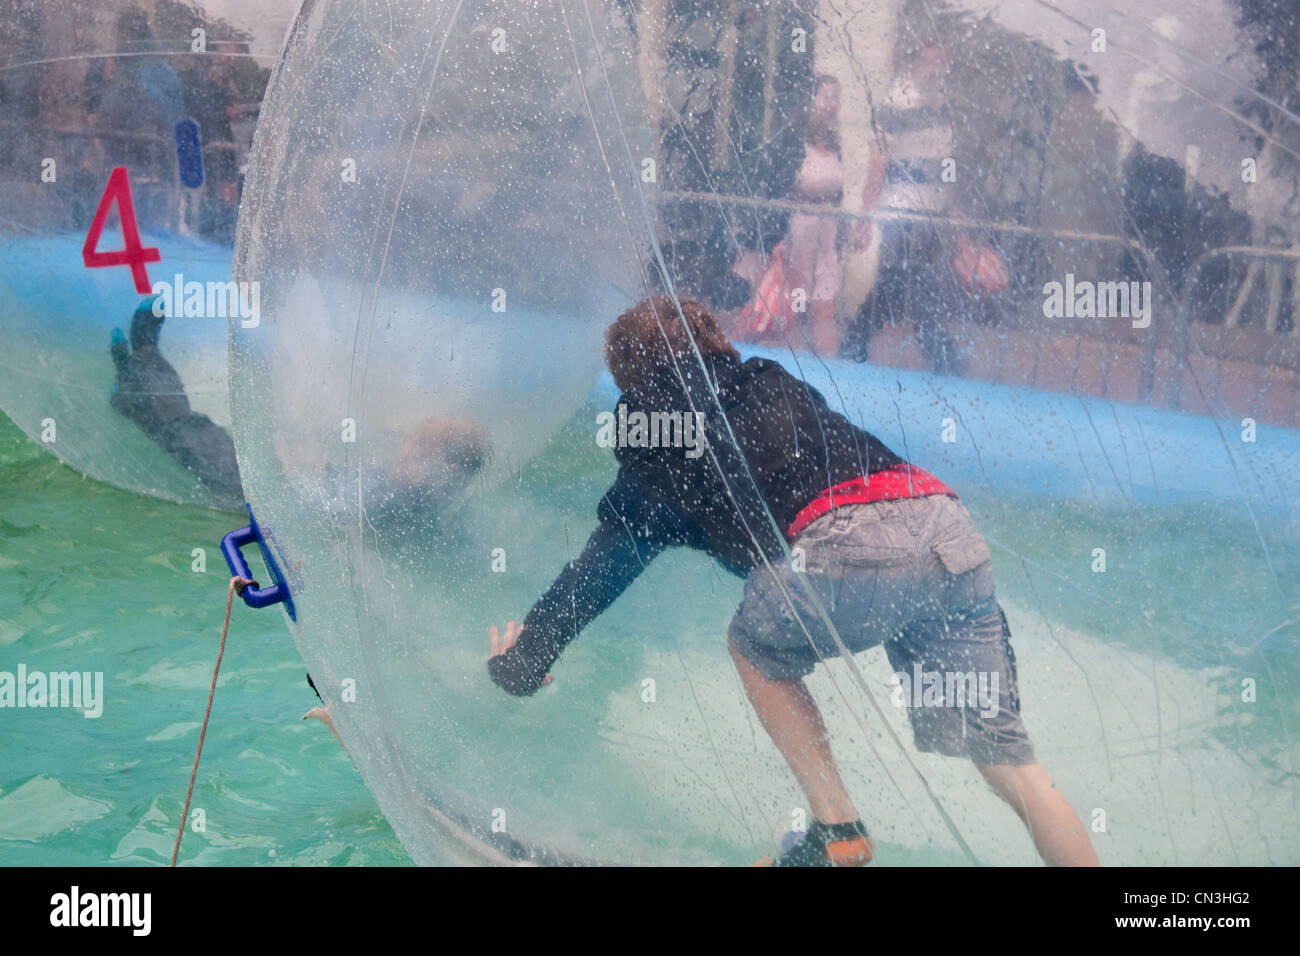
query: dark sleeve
486 469 688 696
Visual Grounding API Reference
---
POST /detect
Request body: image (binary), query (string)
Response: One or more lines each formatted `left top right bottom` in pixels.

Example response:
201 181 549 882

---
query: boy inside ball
486 296 1097 867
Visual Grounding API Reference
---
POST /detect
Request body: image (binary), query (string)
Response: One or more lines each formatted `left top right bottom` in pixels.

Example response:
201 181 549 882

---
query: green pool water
2 404 1297 866
0 412 408 866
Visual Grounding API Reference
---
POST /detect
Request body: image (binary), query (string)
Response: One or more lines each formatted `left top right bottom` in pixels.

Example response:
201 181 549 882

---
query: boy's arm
486 471 683 696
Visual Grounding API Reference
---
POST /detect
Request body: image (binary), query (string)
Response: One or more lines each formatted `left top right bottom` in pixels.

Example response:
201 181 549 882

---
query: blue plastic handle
220 524 291 611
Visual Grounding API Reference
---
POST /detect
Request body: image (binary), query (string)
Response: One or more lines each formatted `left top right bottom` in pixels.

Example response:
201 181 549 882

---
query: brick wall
865 324 1300 429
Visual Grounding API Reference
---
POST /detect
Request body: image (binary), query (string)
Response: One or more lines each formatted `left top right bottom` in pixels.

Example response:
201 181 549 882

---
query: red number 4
82 166 161 293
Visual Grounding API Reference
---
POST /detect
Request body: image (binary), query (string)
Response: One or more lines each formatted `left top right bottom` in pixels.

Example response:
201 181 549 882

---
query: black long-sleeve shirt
488 353 905 695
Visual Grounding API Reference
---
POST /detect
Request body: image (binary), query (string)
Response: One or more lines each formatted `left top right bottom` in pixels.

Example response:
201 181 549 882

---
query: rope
170 575 255 867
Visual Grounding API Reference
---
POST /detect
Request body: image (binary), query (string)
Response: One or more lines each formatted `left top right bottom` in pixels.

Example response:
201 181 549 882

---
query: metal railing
1160 244 1300 410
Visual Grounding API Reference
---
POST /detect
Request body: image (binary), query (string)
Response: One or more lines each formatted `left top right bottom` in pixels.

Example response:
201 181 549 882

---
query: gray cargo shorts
728 494 1035 765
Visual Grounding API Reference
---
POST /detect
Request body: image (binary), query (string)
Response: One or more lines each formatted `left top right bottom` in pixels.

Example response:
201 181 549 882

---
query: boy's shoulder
738 355 789 380
733 356 837 419
738 355 814 394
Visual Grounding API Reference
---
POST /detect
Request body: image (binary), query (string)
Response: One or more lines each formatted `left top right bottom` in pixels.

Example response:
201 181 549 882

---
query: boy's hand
488 621 553 686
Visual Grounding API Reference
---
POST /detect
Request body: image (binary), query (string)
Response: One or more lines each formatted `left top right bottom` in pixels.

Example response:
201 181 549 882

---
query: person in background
844 40 1005 373
730 75 847 356
485 296 1098 868
111 294 491 519
109 298 244 508
85 9 186 194
654 3 814 316
367 416 491 532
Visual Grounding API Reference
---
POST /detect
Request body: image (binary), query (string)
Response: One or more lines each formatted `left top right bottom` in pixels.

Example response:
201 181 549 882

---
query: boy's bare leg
728 636 858 825
727 633 1099 864
977 762 1100 866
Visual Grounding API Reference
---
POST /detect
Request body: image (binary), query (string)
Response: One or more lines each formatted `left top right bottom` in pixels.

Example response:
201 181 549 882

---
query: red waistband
787 465 957 540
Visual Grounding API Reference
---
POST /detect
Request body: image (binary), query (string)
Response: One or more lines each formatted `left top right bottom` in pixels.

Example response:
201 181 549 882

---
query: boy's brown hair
604 296 739 394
